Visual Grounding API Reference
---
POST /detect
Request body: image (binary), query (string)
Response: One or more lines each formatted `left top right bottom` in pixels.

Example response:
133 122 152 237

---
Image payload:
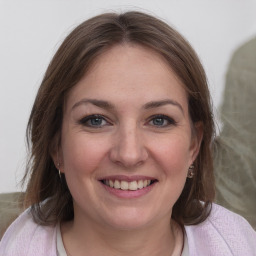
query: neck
61 215 183 256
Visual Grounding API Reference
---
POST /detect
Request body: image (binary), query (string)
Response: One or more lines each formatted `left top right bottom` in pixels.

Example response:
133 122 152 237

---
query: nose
109 125 148 168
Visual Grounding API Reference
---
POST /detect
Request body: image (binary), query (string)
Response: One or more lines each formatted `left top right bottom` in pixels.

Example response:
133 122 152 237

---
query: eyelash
78 114 110 128
147 114 177 127
78 114 177 128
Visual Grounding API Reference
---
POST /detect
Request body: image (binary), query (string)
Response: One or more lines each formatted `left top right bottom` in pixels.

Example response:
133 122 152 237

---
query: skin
54 44 202 256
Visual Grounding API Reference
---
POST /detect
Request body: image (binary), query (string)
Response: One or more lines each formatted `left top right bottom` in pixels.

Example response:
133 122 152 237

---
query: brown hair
24 11 215 226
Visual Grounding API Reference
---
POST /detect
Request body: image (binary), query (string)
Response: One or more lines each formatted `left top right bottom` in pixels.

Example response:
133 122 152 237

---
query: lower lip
101 182 156 199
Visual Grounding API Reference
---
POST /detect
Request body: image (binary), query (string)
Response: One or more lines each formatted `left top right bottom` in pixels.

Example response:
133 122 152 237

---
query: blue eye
79 115 108 128
152 117 166 126
149 115 176 127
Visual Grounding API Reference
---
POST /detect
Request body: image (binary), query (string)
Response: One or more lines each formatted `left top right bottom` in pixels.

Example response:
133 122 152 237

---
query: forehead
88 43 180 83
65 44 188 112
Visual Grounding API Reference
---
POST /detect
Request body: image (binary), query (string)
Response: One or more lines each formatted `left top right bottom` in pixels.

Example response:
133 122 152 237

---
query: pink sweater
0 203 255 256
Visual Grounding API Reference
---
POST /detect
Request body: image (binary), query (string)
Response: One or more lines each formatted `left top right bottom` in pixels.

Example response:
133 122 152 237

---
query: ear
50 132 64 173
189 121 203 164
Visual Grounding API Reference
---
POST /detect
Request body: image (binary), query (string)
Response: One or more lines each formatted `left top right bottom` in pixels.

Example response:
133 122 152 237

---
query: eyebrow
143 99 184 114
72 98 184 114
72 99 114 110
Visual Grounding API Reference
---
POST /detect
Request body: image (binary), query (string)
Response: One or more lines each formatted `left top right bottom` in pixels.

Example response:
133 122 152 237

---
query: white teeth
109 180 114 188
138 180 144 189
114 180 121 189
129 181 138 190
120 181 129 190
103 179 154 190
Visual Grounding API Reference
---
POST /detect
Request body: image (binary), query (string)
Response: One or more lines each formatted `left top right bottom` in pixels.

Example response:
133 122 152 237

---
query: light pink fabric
0 209 57 256
185 204 256 255
0 203 255 256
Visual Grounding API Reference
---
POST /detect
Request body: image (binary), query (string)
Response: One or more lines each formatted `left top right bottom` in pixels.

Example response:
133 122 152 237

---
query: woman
0 11 255 256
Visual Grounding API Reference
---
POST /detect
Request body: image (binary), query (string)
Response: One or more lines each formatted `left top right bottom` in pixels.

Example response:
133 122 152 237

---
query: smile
101 179 156 191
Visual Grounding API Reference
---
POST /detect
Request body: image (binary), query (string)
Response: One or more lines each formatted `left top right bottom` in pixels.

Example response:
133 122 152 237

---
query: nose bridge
110 121 148 167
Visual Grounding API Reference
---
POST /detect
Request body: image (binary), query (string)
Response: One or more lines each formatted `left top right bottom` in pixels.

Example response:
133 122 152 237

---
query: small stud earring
187 165 195 178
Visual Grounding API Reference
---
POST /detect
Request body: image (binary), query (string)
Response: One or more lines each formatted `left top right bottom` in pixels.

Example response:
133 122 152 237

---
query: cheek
152 135 192 175
61 133 109 175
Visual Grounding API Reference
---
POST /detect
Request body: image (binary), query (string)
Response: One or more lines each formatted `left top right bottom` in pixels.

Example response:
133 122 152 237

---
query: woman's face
58 44 202 230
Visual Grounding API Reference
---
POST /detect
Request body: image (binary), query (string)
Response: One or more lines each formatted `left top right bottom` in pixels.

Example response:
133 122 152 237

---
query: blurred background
1 0 256 193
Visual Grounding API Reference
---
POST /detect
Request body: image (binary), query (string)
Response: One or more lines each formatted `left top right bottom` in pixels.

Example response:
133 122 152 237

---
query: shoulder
0 209 57 256
185 203 256 256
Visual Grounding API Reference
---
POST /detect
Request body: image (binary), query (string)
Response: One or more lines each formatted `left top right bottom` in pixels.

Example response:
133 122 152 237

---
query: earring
187 165 195 178
58 170 62 179
57 162 62 179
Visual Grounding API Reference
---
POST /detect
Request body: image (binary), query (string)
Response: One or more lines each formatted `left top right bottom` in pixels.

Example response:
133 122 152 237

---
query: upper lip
98 175 157 182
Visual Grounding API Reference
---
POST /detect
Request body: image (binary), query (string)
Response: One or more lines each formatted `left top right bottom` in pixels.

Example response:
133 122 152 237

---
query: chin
101 209 155 230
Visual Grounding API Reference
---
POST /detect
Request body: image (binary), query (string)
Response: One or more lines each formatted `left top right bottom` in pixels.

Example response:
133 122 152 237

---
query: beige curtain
0 192 24 239
214 37 256 229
